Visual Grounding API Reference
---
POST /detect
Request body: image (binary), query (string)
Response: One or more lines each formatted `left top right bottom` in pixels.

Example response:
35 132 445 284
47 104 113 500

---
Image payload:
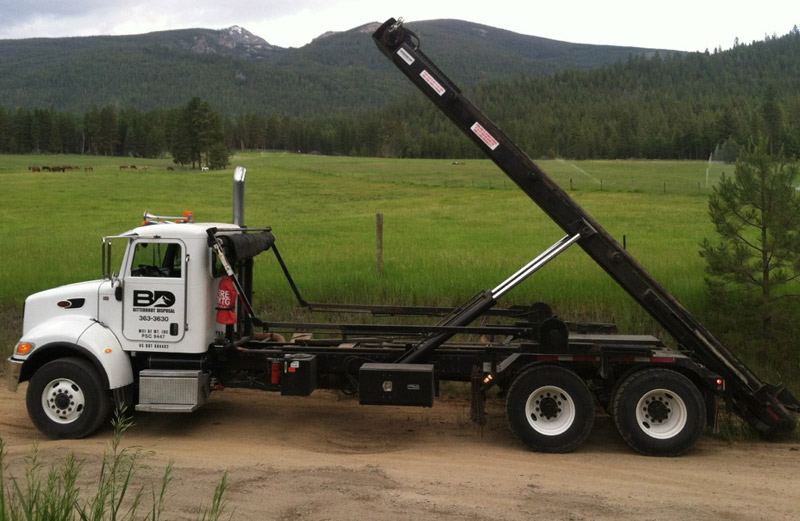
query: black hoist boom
372 18 798 436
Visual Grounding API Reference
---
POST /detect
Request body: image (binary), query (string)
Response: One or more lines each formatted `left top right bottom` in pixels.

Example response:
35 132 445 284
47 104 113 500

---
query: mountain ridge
0 19 674 115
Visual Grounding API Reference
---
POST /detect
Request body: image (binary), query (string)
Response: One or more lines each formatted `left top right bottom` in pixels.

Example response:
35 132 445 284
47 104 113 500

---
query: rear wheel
506 365 595 453
26 357 111 439
612 368 705 456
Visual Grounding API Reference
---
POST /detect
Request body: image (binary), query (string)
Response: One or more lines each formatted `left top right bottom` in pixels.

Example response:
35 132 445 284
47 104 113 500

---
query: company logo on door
133 290 176 309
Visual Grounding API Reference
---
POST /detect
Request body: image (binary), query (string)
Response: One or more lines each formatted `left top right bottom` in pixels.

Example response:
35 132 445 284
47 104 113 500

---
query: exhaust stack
233 166 246 226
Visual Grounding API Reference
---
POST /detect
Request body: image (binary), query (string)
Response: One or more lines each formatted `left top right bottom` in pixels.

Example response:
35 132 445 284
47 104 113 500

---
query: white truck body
9 221 236 393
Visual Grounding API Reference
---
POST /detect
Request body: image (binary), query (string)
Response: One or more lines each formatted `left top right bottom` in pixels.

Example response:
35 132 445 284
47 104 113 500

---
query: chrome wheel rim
635 389 687 439
41 378 86 424
524 385 576 436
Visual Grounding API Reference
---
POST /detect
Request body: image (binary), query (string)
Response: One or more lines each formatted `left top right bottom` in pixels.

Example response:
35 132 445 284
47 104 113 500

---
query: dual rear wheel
611 368 706 456
506 365 594 453
506 365 706 455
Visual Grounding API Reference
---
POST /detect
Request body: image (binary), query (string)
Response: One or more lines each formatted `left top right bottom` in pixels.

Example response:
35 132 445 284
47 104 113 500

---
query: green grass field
3 151 798 430
0 152 723 349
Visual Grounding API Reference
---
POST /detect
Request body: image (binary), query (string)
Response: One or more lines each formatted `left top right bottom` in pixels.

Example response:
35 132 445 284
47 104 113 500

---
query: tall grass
0 411 228 521
0 153 714 314
0 153 727 345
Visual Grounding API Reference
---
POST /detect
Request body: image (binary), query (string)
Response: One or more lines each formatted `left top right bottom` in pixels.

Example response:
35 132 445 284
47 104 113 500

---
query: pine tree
170 97 227 168
761 84 784 157
700 139 800 331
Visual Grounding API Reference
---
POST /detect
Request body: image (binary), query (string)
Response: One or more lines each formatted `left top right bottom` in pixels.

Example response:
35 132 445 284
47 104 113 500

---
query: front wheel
612 368 706 456
26 357 111 439
506 365 595 453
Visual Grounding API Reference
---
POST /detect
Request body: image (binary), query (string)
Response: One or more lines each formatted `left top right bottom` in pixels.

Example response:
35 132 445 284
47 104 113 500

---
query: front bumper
5 358 22 392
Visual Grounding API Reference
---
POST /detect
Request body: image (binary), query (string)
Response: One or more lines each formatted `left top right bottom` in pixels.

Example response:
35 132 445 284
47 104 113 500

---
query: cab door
121 239 187 351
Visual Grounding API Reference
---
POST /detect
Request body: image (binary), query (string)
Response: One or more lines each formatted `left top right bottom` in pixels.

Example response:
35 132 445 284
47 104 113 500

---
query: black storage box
358 363 435 407
281 354 318 396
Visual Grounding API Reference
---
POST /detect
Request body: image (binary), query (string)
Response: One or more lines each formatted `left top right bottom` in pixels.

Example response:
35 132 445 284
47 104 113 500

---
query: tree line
1 28 798 163
0 98 230 168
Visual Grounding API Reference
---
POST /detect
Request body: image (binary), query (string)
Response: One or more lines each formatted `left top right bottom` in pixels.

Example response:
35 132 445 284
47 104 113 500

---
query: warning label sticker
471 122 500 150
397 47 414 65
420 70 446 96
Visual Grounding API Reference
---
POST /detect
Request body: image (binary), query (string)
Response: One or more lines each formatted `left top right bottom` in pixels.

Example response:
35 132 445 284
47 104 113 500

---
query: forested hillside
319 28 800 161
1 25 798 161
0 19 658 116
473 30 800 160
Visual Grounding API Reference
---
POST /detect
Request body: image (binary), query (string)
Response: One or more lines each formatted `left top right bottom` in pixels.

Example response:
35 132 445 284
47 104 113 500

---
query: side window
130 242 183 278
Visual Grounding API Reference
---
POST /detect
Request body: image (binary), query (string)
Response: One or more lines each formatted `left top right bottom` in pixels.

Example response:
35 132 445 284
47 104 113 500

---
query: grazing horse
42 166 51 171
120 165 128 169
30 167 41 172
84 166 93 172
167 166 175 171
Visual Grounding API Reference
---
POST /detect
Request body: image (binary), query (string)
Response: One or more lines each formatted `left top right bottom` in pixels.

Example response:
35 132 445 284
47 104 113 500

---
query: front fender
17 314 93 351
76 321 133 388
15 317 133 390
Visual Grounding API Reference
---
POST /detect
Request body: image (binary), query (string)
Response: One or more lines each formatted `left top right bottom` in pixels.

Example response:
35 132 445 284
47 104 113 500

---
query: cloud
0 0 402 46
0 0 107 23
0 0 333 40
0 0 796 51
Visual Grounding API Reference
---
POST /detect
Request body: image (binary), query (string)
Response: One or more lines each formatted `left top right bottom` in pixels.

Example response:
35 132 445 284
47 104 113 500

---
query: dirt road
1 382 798 520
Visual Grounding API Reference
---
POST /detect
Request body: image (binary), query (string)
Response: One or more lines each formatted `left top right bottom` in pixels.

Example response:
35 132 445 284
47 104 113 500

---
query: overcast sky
0 0 797 52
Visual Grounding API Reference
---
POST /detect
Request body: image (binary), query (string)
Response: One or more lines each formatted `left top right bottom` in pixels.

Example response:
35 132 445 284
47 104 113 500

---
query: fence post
377 213 384 275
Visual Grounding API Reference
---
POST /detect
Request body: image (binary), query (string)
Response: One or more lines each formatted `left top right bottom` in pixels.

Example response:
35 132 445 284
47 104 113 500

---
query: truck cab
102 220 231 354
7 214 239 438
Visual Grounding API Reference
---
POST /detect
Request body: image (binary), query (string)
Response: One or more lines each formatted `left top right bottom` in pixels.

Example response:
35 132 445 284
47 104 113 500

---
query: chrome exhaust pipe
233 166 246 226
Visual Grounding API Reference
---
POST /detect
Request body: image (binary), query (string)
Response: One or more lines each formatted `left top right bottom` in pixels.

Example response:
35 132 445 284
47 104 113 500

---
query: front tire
506 365 595 453
612 368 706 456
26 357 111 439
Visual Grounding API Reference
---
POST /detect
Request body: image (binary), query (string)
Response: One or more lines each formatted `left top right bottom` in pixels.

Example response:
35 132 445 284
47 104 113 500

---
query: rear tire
612 368 705 456
506 365 595 453
26 357 111 439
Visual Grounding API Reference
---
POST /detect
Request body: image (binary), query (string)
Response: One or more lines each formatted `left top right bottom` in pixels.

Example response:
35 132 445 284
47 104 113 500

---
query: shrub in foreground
0 410 229 521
